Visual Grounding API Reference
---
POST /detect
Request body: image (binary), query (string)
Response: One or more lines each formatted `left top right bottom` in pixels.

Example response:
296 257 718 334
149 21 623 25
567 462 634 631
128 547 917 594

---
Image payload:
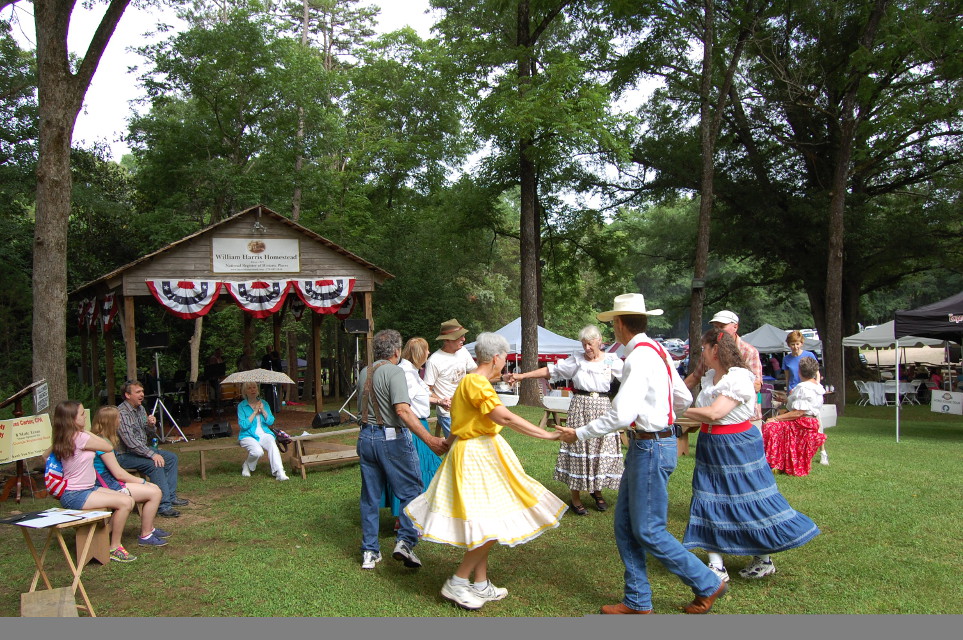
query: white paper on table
15 512 84 528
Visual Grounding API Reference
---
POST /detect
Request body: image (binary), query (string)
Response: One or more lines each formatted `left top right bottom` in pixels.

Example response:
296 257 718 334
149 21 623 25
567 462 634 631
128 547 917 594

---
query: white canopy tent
842 320 945 442
464 317 582 361
741 323 822 353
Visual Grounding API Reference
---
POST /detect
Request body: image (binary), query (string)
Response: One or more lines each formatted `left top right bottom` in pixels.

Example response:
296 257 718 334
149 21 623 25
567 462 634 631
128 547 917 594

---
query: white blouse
695 367 757 424
399 359 431 420
548 351 624 393
787 380 825 416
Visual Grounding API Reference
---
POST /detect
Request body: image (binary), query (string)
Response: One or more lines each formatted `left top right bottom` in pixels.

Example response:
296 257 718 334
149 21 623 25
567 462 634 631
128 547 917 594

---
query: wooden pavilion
69 205 392 416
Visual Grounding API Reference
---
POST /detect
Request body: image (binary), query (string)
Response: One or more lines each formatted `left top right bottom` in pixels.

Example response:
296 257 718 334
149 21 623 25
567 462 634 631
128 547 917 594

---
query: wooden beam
242 312 254 370
79 332 90 386
90 330 100 403
104 331 115 405
364 291 374 368
124 296 136 381
313 311 323 414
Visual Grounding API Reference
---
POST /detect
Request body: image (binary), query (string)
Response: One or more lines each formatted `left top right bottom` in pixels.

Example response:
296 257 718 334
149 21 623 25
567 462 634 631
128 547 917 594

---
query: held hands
439 397 452 411
428 436 450 456
556 426 578 444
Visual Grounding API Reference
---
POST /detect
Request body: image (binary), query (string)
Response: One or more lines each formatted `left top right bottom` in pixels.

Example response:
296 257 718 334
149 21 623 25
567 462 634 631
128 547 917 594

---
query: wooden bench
290 428 360 479
176 439 244 480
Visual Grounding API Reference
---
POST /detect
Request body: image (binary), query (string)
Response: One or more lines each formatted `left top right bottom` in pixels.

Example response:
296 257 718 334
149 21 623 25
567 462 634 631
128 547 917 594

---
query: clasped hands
428 437 451 456
555 425 577 443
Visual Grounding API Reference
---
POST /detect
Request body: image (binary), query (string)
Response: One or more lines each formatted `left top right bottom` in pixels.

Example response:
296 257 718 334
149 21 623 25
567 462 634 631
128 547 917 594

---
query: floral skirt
762 416 826 477
553 394 623 491
405 433 567 550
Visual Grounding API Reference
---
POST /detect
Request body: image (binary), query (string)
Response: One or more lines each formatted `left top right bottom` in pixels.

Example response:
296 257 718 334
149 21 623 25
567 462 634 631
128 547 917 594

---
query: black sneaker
158 508 181 518
171 497 189 506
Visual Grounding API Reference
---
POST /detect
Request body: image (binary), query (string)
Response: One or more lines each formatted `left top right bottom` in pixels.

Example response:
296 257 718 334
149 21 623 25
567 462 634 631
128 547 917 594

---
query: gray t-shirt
357 360 411 427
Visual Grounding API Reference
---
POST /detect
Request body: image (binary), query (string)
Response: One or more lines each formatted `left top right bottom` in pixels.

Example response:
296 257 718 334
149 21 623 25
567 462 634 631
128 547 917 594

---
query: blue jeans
116 449 179 511
614 435 721 611
436 414 451 438
357 424 423 553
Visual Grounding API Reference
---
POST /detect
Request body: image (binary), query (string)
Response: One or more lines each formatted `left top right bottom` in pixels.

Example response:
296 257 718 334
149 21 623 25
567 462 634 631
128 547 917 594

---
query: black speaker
343 318 370 334
312 411 342 429
202 421 233 439
139 332 170 349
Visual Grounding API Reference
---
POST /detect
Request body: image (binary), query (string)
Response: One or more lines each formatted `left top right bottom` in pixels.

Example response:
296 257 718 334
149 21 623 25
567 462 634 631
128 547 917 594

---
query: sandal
592 493 608 512
571 502 588 516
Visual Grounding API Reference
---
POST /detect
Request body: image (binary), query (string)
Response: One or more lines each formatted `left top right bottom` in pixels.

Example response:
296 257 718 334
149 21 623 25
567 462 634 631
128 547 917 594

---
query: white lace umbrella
220 368 295 385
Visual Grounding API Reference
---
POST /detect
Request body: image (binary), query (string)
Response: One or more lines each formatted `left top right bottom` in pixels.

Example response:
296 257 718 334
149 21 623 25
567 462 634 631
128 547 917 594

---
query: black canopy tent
893 292 963 441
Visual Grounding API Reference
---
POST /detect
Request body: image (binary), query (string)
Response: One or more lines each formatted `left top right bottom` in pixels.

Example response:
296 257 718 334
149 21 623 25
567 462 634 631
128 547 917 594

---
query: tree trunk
31 0 131 410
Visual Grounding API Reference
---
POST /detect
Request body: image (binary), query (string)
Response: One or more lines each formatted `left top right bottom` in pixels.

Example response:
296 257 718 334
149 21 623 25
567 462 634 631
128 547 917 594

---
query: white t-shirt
695 367 757 425
399 358 431 420
424 346 477 417
548 351 624 393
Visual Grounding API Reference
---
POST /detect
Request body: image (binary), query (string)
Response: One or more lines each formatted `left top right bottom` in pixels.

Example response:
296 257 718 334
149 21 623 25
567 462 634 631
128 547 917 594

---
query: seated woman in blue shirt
237 382 288 481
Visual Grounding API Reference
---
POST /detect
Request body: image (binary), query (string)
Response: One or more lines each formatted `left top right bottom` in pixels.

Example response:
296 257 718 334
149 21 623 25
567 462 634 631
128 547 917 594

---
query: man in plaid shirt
685 310 763 421
114 380 188 517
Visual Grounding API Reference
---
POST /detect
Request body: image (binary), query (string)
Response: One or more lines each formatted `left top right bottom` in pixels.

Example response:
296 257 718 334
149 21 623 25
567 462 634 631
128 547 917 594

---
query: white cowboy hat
710 310 739 325
596 293 663 321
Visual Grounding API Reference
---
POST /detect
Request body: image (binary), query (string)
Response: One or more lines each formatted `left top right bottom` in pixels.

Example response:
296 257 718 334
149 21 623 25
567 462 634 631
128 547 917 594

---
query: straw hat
596 294 663 322
435 318 468 341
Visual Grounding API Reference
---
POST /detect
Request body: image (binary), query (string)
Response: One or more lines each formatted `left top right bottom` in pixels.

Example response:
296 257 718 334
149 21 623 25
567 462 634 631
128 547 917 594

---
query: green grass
1 404 961 616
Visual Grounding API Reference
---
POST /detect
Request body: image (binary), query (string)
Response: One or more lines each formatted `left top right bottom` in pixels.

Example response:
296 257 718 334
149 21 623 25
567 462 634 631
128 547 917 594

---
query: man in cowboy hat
557 293 727 614
424 319 477 437
685 310 763 421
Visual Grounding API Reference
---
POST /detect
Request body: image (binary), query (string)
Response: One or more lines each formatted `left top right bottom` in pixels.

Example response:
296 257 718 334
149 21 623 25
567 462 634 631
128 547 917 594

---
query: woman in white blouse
762 356 827 475
381 337 446 526
509 325 623 515
683 329 819 582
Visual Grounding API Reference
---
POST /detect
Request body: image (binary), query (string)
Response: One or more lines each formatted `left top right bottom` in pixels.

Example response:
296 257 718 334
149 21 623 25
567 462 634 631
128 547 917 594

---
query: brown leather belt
625 427 676 440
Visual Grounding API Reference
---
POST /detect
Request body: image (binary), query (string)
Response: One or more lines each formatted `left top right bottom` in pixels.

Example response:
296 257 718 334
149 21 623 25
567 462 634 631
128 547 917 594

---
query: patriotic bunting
225 280 292 319
290 295 306 322
85 298 99 331
335 293 357 319
294 278 355 314
78 300 88 329
100 293 119 332
146 280 223 319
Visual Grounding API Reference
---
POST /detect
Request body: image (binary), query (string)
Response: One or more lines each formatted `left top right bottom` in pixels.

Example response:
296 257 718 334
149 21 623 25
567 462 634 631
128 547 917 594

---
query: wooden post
273 313 282 353
242 312 254 370
104 331 115 405
90 330 100 404
313 311 323 414
364 291 374 368
124 296 137 382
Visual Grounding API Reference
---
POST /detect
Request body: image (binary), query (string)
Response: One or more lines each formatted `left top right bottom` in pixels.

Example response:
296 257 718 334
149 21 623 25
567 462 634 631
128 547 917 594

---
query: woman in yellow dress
405 332 567 611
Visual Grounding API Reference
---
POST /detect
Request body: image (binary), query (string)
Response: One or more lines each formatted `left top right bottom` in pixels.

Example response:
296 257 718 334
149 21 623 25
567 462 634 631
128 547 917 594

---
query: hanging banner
294 278 355 314
225 280 292 318
212 237 300 273
335 293 357 319
77 300 87 329
290 295 306 322
0 414 52 464
85 298 99 331
146 280 223 319
100 293 119 332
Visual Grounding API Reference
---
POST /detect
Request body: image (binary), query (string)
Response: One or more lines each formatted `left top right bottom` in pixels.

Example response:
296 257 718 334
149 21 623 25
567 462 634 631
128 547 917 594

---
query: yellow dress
404 373 567 550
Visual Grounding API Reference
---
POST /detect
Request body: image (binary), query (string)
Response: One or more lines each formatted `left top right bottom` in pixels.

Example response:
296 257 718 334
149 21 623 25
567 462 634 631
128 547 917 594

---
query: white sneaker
708 564 730 583
441 577 485 610
820 450 829 466
739 556 777 579
241 463 251 477
392 539 422 568
361 550 382 570
276 473 289 481
472 581 508 601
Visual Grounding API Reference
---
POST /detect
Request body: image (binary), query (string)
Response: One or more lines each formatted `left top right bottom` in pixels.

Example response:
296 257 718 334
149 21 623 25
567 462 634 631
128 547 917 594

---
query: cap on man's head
710 310 739 326
436 318 468 341
596 293 663 322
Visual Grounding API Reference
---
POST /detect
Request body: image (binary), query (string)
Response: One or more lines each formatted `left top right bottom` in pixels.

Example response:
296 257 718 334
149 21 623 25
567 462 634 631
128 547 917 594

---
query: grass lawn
1 403 961 616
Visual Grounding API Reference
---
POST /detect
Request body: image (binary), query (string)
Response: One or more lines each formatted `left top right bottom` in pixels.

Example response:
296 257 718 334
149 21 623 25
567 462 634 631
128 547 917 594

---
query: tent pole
895 338 900 443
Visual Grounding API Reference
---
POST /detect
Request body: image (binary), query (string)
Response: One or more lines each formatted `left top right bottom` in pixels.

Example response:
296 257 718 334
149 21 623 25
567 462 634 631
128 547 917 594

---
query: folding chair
853 380 871 406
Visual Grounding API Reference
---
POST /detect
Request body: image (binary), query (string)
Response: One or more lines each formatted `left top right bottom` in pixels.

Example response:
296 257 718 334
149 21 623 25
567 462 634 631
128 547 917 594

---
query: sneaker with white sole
739 556 776 579
241 463 251 477
820 450 829 466
441 577 485 610
708 564 730 583
392 539 422 568
276 473 289 481
361 550 382 570
472 581 508 601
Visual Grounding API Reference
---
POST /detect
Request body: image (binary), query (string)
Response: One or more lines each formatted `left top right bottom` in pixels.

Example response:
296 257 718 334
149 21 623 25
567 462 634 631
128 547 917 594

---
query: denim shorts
59 487 98 510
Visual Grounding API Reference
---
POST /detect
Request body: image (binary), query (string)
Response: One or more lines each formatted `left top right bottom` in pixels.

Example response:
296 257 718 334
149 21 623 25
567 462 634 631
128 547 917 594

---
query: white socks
708 552 725 569
450 575 470 587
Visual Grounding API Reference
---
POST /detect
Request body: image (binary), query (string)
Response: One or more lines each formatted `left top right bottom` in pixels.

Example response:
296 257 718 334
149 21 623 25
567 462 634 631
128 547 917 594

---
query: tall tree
0 0 133 409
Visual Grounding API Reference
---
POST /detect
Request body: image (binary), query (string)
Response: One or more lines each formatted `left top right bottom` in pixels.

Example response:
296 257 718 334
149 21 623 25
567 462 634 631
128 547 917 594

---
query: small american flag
44 453 67 499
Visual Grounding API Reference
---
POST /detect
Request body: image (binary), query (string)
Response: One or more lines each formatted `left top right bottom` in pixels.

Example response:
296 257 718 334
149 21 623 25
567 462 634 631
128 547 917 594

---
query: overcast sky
4 1 436 160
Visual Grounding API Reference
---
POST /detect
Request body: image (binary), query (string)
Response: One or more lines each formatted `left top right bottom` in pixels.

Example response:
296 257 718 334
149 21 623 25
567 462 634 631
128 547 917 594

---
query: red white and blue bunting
146 280 223 320
293 278 355 314
225 280 292 319
100 293 119 332
335 293 357 319
142 278 355 320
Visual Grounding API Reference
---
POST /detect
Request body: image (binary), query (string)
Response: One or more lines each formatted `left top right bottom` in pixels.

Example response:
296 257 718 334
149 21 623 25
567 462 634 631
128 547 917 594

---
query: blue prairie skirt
683 425 820 555
380 418 442 517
